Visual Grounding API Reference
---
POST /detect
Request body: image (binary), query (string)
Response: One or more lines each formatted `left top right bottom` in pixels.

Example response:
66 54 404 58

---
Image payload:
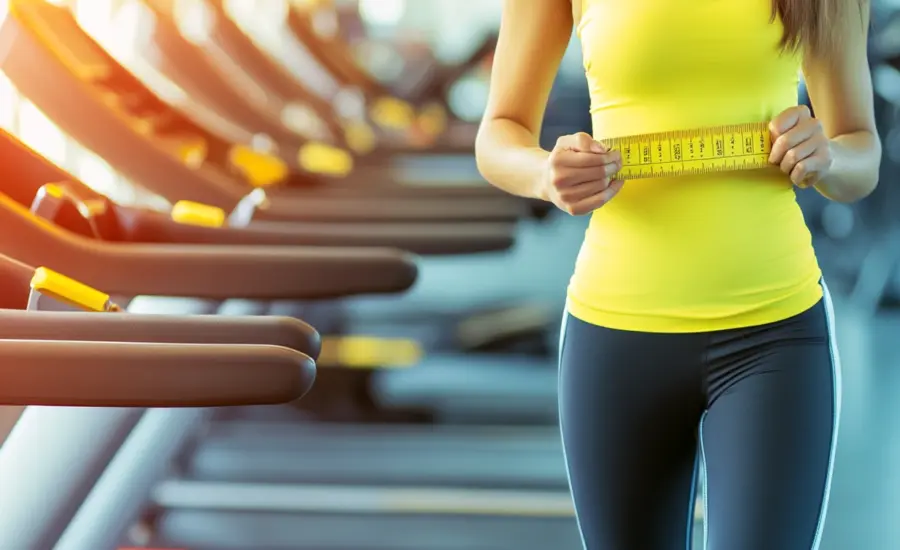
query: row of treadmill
0 1 598 549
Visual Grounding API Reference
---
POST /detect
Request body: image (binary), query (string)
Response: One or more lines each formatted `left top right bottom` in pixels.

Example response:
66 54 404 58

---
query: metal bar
56 408 211 550
153 480 576 517
0 406 143 549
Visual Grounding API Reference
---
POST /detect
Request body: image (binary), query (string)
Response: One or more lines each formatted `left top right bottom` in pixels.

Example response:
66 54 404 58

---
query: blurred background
0 0 895 549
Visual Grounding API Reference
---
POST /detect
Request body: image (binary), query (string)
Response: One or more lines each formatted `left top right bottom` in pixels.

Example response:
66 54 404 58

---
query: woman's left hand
768 105 834 189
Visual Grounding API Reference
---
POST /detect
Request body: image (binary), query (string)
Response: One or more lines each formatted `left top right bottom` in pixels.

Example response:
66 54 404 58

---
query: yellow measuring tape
605 122 771 180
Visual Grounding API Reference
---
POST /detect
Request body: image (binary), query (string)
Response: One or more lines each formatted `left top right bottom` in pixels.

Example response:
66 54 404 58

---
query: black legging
558 284 840 550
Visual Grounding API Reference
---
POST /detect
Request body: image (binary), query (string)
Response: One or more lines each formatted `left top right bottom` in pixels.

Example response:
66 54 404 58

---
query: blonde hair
773 0 868 55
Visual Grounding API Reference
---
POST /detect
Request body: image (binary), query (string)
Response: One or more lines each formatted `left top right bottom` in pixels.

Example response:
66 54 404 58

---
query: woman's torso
566 0 823 333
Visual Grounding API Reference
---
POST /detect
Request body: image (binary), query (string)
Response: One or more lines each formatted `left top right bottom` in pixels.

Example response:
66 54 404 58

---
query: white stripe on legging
686 450 700 550
812 281 843 549
699 411 709 549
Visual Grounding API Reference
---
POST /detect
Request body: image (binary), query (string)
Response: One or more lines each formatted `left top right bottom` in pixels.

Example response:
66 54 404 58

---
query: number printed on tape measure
603 122 772 180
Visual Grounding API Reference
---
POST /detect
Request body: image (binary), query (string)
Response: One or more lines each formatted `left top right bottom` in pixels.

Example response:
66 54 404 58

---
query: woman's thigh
558 314 706 549
701 298 839 550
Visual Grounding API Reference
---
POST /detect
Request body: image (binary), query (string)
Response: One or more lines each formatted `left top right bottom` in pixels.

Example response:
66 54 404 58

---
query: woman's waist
575 181 818 291
574 229 819 291
570 219 821 327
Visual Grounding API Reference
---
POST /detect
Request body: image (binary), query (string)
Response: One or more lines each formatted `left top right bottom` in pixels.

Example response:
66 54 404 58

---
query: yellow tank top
566 0 823 333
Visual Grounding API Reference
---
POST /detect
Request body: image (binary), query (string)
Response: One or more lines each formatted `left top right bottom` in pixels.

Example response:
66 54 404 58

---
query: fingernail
590 142 605 153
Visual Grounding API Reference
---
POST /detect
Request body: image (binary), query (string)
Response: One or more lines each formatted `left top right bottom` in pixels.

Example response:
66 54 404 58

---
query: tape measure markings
602 122 772 180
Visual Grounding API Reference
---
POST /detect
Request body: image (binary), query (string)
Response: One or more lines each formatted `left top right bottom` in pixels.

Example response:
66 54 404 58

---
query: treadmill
4 0 559 386
8 274 576 549
0 155 577 548
209 0 506 185
0 98 575 550
0 133 451 550
2 0 559 343
7 215 577 550
157 0 544 214
284 0 490 157
0 249 319 550
106 0 519 196
0 75 556 412
0 1 558 400
0 36 576 550
0 1 529 224
0 118 557 423
199 0 538 215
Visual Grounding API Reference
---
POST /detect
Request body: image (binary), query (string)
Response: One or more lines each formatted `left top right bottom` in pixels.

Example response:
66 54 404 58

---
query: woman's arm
802 1 881 203
474 0 574 199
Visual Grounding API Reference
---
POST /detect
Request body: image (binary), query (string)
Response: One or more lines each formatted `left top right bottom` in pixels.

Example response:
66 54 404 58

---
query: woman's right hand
540 132 625 215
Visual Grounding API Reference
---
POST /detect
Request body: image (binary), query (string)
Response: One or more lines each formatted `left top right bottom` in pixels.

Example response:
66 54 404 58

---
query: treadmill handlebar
260 194 528 224
0 339 315 407
85 243 418 299
116 204 516 255
0 195 418 299
0 309 321 358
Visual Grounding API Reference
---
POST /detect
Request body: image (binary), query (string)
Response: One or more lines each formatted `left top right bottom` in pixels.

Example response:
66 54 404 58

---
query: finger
568 160 622 187
557 132 606 154
554 148 621 170
779 137 819 174
769 118 819 164
790 157 822 187
768 105 812 138
554 168 597 188
568 179 626 215
554 163 620 190
561 178 612 202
